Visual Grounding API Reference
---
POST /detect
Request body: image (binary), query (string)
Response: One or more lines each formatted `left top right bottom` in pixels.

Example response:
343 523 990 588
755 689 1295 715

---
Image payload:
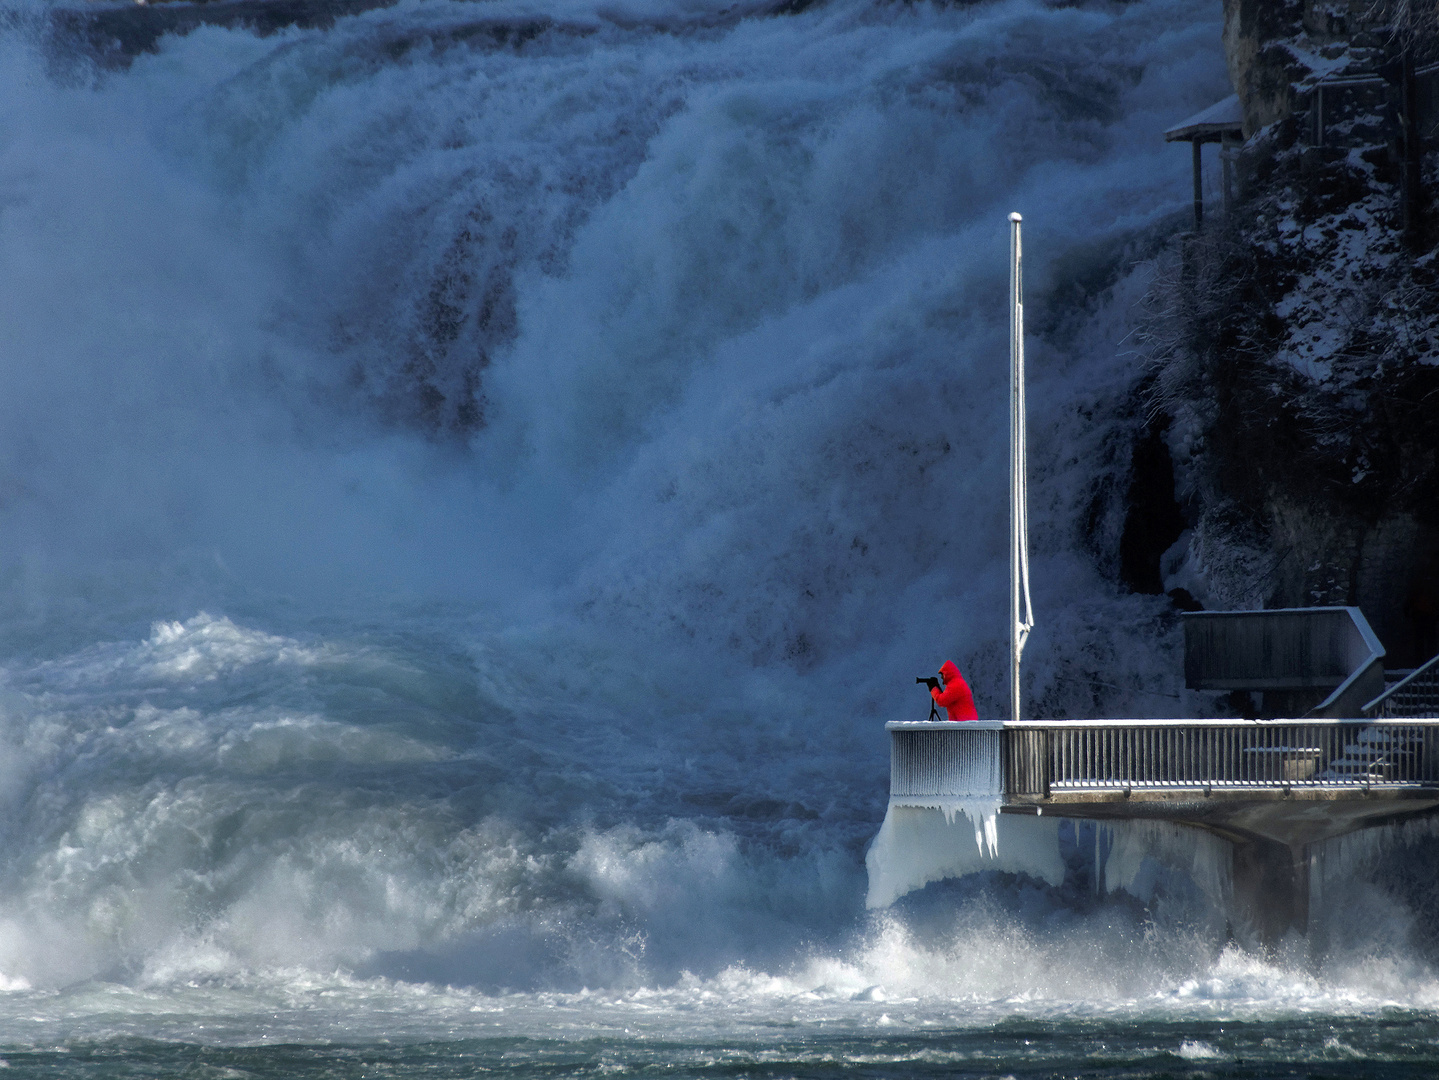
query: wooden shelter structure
1164 94 1245 228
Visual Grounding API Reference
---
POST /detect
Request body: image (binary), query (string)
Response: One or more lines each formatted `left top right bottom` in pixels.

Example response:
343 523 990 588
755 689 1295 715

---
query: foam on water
0 0 1436 1047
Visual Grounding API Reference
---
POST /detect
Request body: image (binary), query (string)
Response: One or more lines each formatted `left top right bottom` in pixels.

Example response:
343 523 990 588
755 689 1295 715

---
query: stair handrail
1364 651 1439 718
1307 608 1386 718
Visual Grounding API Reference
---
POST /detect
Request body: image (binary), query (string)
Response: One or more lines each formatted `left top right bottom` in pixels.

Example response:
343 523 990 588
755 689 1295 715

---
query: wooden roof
1164 94 1244 143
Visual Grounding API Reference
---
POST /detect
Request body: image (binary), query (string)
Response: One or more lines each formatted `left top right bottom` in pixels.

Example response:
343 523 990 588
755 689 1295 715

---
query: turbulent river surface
0 0 1438 1074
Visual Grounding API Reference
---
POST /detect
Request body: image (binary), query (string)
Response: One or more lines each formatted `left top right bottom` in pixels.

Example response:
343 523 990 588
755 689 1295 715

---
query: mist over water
1 0 1437 1067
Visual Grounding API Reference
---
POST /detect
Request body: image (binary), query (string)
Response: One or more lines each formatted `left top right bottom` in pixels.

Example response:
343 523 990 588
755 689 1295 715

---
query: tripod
917 675 944 721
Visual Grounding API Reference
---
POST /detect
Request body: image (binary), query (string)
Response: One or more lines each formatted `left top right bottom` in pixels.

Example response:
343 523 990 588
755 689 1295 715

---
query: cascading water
1 0 1439 1071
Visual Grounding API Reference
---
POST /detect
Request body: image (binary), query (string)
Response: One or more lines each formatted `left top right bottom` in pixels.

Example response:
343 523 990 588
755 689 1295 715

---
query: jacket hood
939 660 961 682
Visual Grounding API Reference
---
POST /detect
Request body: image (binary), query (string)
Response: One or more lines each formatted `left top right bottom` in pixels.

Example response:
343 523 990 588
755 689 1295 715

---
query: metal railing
889 723 1002 797
887 719 1439 801
1366 653 1439 719
1306 61 1439 150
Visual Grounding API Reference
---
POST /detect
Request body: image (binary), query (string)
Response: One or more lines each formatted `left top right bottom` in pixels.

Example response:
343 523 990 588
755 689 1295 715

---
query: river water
0 0 1437 1073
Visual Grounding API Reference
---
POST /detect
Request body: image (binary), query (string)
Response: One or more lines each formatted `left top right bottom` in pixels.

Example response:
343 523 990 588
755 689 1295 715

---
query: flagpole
1009 212 1034 723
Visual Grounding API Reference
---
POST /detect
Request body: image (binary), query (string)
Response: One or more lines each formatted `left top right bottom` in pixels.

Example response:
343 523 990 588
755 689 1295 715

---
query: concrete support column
1232 839 1310 949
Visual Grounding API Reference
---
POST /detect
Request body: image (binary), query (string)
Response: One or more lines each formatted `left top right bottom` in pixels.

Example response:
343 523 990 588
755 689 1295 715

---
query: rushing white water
0 0 1437 1044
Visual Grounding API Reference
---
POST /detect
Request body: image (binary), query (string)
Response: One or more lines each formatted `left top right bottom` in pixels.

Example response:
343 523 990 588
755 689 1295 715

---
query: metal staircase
1311 654 1439 782
1364 652 1439 719
1316 725 1425 782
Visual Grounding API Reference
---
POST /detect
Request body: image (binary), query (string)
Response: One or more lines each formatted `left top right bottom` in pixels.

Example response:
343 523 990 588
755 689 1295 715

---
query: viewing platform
887 717 1439 849
870 607 1439 943
885 605 1439 848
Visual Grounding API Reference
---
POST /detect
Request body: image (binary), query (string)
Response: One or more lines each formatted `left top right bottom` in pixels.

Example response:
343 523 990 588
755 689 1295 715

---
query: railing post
1042 728 1051 797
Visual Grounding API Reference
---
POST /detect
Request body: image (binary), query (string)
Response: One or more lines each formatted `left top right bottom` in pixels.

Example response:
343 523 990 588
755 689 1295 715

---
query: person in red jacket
932 660 979 721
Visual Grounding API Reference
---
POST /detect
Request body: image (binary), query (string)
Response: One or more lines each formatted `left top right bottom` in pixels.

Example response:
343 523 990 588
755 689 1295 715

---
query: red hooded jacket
932 660 978 721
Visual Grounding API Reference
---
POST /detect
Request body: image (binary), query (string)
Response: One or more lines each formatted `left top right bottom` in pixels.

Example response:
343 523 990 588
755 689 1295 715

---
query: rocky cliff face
1138 1 1439 669
1223 1 1397 135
